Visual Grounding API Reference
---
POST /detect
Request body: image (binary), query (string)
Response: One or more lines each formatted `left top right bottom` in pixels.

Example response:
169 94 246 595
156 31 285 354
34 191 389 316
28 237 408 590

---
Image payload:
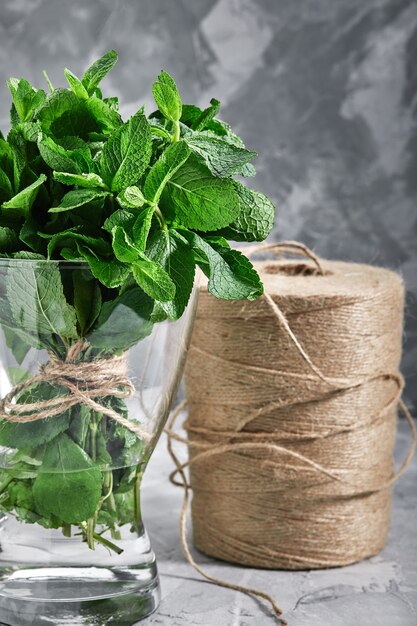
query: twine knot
0 341 151 442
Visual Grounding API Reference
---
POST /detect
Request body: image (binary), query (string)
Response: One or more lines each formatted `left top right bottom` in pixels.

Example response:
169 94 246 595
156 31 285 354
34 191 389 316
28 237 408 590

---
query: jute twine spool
166 242 416 624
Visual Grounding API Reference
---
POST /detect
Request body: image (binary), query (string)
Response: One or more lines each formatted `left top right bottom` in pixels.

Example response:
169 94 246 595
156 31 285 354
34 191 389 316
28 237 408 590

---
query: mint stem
154 205 167 230
42 70 54 92
86 518 95 550
133 466 143 532
93 532 124 555
62 522 72 537
172 120 180 143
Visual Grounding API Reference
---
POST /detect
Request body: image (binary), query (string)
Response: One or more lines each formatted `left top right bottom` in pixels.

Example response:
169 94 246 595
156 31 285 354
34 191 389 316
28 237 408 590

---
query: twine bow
0 340 151 442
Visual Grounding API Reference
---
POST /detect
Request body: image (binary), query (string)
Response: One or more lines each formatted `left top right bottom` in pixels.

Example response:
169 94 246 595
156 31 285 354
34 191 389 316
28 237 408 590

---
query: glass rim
0 256 90 269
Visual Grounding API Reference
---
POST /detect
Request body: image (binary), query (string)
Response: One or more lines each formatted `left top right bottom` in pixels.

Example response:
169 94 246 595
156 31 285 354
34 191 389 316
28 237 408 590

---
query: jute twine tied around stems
0 340 151 442
165 241 417 626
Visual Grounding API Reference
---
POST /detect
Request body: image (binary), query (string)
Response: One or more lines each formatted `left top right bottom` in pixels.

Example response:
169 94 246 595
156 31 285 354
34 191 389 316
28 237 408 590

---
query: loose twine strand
164 241 417 626
0 340 151 442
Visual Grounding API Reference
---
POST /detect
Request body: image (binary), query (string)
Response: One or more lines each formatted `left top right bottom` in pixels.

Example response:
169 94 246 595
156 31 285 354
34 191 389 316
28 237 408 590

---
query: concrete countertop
141 417 417 626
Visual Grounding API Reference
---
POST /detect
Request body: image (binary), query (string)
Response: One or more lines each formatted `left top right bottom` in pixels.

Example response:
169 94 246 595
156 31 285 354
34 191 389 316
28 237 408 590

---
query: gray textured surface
141 417 417 625
0 0 416 410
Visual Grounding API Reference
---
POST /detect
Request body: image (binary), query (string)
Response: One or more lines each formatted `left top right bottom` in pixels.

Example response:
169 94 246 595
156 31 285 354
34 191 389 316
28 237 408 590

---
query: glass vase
0 258 197 625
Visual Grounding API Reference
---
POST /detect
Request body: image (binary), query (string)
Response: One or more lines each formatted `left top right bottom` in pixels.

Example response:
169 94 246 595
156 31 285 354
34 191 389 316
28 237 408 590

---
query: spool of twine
180 244 416 575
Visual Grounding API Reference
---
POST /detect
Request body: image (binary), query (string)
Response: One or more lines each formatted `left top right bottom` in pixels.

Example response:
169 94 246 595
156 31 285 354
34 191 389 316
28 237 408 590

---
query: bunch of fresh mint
0 50 275 552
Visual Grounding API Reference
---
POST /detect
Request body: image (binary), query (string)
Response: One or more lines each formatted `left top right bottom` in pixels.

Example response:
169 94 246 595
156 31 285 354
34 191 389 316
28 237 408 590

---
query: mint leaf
53 171 106 189
181 99 221 131
132 253 176 302
78 246 130 288
64 69 89 99
185 132 257 178
44 228 108 258
180 104 204 128
0 137 14 181
103 209 136 234
6 127 26 191
0 291 45 353
0 226 18 253
19 217 42 253
7 78 46 123
132 205 155 250
19 121 41 142
147 229 195 319
0 169 13 202
160 156 240 231
179 229 263 300
58 135 89 150
112 227 138 263
73 269 102 334
143 140 190 203
88 287 153 351
0 383 71 449
7 261 78 339
49 188 109 213
85 97 123 134
3 327 31 364
187 116 256 177
38 133 91 174
82 50 118 96
37 89 96 139
205 122 256 177
117 186 146 209
10 104 20 129
33 433 102 524
180 99 220 130
1 174 47 220
111 224 170 294
69 405 90 448
194 98 221 131
152 70 182 123
103 96 119 111
100 111 152 193
220 181 275 242
238 163 256 177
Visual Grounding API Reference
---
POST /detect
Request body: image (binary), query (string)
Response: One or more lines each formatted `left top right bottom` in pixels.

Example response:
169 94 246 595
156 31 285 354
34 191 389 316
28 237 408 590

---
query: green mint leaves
144 140 190 204
100 111 152 192
152 70 182 124
0 50 276 319
179 229 263 301
160 156 241 232
184 133 257 178
0 51 277 551
2 174 47 219
81 50 118 96
7 78 46 124
7 262 78 340
33 434 102 524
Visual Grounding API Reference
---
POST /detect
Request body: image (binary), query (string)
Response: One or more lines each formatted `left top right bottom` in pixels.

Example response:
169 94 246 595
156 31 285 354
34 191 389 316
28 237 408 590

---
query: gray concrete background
141 418 417 625
0 0 416 408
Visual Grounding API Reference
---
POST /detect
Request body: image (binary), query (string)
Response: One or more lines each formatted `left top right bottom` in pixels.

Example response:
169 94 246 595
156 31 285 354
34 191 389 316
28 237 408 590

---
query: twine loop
243 240 325 275
0 340 151 442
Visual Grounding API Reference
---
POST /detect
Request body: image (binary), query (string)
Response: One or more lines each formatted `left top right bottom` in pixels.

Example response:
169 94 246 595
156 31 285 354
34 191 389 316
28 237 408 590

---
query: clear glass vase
0 258 197 625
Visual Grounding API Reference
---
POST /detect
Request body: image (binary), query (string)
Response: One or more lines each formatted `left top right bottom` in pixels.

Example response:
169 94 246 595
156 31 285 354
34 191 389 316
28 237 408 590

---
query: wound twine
165 242 417 626
0 340 151 442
